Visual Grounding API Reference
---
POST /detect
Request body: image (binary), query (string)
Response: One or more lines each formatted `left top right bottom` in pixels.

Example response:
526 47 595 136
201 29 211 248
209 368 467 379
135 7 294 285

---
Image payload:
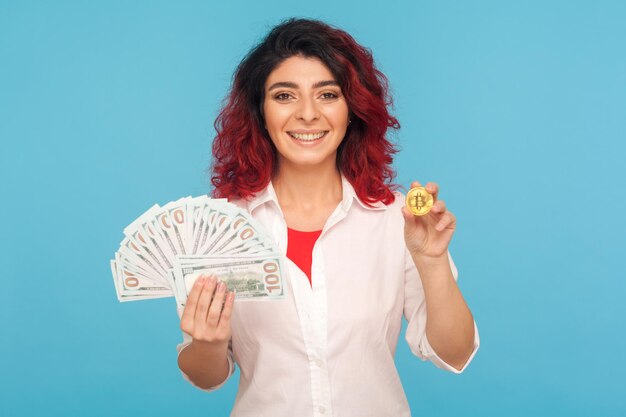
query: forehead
265 56 336 87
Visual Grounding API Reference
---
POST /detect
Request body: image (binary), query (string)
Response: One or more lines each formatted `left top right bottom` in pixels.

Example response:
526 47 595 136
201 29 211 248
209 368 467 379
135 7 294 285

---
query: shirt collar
246 174 388 213
339 174 388 212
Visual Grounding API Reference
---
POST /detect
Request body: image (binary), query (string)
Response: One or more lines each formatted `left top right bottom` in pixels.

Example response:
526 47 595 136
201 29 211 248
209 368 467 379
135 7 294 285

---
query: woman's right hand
180 274 235 352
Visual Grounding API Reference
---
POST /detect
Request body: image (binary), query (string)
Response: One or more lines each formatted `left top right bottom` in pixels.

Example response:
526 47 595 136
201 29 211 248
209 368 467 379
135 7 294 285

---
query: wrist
410 251 449 268
410 251 457 295
189 339 228 358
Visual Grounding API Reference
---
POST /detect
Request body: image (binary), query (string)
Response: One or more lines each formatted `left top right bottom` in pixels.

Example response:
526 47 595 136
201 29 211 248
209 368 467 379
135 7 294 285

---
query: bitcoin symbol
406 187 434 216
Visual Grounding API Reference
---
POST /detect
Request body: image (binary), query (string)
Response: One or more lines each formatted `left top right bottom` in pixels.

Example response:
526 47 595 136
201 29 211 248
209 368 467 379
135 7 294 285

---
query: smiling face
262 55 350 171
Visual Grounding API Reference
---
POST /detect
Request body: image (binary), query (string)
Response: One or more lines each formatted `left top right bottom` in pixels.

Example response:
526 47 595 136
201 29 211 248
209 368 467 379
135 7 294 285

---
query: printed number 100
263 262 281 294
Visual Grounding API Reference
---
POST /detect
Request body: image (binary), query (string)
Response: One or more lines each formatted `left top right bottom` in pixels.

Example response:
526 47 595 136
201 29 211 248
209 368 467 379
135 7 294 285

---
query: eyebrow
267 80 340 91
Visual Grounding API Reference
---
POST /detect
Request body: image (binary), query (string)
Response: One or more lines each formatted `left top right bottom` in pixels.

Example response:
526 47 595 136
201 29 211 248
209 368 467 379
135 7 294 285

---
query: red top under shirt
286 228 322 287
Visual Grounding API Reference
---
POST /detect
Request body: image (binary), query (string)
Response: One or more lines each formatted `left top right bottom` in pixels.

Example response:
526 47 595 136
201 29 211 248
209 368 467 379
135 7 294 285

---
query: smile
287 131 328 141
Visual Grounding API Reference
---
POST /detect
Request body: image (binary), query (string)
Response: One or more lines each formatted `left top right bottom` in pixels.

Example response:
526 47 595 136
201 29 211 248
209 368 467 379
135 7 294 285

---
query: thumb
401 206 413 222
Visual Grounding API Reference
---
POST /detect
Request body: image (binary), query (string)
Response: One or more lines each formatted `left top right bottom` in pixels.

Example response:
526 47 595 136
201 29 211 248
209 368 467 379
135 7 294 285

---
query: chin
279 154 337 169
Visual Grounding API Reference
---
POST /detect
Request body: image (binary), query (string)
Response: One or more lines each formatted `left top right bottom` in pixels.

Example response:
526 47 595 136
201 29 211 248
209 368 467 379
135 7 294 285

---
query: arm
402 180 479 373
178 338 232 390
411 252 476 371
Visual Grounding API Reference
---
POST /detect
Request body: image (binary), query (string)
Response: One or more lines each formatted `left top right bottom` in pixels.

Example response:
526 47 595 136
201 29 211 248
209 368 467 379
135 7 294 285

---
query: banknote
110 196 284 304
173 255 285 308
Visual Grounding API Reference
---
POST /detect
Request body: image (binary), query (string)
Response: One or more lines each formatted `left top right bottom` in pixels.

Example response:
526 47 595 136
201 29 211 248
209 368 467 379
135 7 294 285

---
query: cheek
328 113 349 129
263 113 286 147
326 103 349 124
264 105 289 131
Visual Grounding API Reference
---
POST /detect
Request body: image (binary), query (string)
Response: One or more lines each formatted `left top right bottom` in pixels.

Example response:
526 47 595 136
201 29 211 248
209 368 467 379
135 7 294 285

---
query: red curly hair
211 18 400 206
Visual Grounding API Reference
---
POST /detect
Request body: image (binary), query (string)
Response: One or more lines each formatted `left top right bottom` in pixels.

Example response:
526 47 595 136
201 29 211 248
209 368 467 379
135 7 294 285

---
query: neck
272 160 343 211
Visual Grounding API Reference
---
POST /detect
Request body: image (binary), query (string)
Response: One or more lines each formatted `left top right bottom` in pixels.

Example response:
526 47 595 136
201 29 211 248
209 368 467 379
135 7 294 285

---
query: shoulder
390 190 406 208
228 197 249 211
348 191 406 230
370 190 406 214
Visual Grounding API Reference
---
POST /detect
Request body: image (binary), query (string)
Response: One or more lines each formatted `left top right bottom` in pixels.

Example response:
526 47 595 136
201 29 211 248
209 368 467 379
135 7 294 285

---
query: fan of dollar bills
110 196 285 307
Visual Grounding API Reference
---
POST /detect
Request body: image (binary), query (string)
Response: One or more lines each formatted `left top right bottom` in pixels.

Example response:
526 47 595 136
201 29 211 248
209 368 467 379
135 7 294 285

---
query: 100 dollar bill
173 255 286 308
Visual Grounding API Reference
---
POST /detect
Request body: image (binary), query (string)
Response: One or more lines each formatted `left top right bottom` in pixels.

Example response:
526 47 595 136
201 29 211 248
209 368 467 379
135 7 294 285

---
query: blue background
1 1 625 416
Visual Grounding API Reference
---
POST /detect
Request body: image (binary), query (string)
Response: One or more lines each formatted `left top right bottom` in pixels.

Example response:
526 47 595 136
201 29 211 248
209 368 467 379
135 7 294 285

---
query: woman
177 17 480 417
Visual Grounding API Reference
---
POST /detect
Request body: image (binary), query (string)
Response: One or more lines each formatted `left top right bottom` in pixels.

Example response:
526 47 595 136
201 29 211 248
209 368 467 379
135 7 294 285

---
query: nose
295 95 320 122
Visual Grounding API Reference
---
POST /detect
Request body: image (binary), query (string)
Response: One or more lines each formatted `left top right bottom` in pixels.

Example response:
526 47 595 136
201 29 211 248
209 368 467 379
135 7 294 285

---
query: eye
274 92 292 101
321 92 339 99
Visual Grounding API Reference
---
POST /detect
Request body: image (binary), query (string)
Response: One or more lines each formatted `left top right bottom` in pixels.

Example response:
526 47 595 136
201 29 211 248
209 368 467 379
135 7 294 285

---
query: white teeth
288 131 327 141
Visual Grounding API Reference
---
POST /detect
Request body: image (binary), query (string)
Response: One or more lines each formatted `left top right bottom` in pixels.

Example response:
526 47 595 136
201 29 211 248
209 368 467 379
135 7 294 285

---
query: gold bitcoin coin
406 186 434 216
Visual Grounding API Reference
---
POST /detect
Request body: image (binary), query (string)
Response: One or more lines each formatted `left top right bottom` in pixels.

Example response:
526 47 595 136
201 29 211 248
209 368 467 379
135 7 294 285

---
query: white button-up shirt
177 175 480 417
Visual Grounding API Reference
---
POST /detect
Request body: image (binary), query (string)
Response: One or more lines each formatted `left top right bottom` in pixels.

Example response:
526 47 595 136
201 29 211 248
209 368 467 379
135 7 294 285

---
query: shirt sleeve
403 248 480 374
175 307 236 391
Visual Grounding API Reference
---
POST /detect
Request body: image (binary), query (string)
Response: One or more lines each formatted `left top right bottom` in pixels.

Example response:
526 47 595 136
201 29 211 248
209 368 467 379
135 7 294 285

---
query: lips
287 131 329 141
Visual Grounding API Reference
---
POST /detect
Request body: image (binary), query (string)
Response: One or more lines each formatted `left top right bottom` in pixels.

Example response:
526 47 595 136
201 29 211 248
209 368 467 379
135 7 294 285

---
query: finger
435 212 456 231
435 215 449 231
181 275 206 323
425 182 439 200
431 199 446 214
401 205 413 220
207 280 228 326
410 180 422 189
218 291 236 330
195 275 218 324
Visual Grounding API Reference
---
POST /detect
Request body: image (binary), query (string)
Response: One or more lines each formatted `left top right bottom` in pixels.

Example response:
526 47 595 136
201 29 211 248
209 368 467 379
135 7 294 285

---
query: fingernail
218 281 226 291
208 276 217 284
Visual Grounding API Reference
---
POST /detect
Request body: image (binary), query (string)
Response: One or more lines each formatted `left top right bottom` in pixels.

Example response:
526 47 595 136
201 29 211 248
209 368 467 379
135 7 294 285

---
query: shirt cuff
419 319 480 374
176 342 235 392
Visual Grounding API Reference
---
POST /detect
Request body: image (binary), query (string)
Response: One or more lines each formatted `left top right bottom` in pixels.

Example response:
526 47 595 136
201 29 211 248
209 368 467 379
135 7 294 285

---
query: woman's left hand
402 180 457 259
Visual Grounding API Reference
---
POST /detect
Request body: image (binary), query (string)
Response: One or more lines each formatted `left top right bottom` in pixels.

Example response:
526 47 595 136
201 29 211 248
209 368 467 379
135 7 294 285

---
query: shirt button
315 358 323 367
318 405 326 414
